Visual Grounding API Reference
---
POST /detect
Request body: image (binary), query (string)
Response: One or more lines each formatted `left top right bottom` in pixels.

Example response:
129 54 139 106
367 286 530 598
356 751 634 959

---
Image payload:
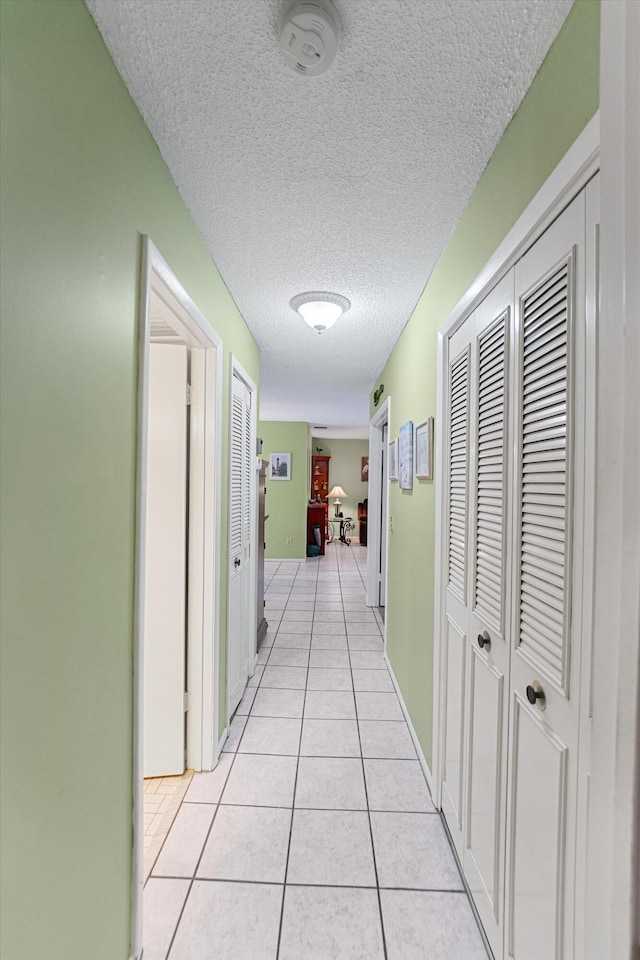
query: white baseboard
385 655 435 800
266 556 307 562
216 726 228 762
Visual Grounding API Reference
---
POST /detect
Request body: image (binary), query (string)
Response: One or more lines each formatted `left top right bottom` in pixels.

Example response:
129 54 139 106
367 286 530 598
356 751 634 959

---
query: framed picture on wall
415 418 434 480
269 452 291 480
388 440 398 481
398 421 414 489
361 456 369 482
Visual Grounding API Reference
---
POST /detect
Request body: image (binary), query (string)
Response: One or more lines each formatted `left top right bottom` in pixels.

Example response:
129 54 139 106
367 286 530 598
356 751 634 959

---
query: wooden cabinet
311 455 330 500
310 457 330 554
307 505 326 555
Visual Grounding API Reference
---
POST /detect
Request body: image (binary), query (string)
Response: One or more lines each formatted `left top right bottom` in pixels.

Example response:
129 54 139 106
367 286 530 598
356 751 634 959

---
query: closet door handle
526 681 546 711
234 557 241 568
477 631 491 651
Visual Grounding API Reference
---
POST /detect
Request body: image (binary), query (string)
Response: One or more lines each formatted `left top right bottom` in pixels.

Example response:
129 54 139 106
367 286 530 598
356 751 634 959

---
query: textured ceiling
87 0 572 434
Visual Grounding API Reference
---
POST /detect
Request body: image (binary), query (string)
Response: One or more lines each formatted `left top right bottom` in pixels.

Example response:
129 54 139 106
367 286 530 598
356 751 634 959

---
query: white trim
367 397 391 612
216 726 228 760
573 173 600 960
385 654 434 798
132 238 223 960
432 328 445 807
585 4 640 957
227 355 258 719
267 557 306 563
432 114 601 808
131 244 150 960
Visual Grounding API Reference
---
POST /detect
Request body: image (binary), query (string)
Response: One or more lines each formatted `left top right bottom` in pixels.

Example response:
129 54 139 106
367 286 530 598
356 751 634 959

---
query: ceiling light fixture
290 291 351 334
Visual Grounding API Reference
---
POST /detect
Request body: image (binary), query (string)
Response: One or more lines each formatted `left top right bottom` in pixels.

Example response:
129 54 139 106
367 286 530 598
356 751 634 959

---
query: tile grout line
274 558 317 960
154 550 388 959
181 800 440 814
151 874 467 895
161 736 239 960
340 546 389 960
161 560 296 960
143 773 194 886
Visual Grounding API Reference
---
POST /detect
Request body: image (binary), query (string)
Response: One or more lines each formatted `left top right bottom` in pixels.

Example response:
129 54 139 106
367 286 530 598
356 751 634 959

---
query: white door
463 272 514 960
227 372 253 715
504 190 586 960
441 319 473 856
438 180 595 960
379 422 388 607
143 343 188 778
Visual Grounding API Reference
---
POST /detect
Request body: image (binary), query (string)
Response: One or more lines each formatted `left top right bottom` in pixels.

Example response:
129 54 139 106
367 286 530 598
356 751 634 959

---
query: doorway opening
132 238 223 958
367 397 390 635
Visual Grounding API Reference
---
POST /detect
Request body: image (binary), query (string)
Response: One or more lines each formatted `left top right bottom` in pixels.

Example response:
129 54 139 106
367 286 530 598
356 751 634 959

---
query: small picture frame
361 456 369 482
269 452 291 480
388 440 398 481
398 420 414 490
415 418 434 480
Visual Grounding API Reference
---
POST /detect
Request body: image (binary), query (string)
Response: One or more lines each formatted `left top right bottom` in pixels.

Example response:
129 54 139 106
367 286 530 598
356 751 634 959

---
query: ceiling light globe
290 291 351 334
298 301 342 331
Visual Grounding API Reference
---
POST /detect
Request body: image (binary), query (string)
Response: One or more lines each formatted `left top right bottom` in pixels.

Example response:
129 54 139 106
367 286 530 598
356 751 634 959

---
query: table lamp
328 485 347 517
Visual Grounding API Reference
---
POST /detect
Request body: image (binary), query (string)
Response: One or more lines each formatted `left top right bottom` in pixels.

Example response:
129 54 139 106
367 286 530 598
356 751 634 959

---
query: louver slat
243 402 251 547
517 261 571 687
474 312 507 629
448 348 469 601
230 394 244 554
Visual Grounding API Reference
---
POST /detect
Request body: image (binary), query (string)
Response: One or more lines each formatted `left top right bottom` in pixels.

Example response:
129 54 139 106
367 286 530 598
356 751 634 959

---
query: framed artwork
398 421 414 489
388 440 398 481
415 418 434 480
361 456 369 482
269 452 291 480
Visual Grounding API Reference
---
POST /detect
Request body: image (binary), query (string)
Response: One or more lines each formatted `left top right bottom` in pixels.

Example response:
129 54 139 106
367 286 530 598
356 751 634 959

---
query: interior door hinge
186 383 192 405
183 691 190 712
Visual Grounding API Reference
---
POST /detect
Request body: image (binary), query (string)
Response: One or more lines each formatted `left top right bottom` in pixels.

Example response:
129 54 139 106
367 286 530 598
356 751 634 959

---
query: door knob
234 557 241 567
526 681 546 711
477 630 491 651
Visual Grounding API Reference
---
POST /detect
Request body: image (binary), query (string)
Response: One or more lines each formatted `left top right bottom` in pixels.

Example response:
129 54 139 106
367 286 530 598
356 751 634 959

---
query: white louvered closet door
228 372 253 715
463 272 514 960
441 319 474 856
504 190 587 960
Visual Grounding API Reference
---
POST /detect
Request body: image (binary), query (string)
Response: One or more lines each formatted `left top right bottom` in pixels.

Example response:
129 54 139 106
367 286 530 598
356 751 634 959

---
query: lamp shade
328 486 347 498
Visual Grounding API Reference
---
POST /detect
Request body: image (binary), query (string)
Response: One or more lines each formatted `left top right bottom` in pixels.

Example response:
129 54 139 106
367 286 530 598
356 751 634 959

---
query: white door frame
227 355 258 717
131 237 223 960
432 115 600 809
585 3 640 956
367 396 391 620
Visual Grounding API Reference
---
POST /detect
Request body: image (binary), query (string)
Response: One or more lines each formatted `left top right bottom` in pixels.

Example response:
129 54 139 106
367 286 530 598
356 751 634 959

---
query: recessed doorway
132 238 224 957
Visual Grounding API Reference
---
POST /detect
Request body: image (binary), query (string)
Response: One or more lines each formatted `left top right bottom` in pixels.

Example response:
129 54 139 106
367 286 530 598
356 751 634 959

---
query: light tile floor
144 770 194 883
143 544 489 960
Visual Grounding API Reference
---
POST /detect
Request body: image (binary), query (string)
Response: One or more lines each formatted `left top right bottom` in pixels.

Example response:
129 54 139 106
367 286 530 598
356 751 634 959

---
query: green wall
0 3 259 958
372 0 600 769
259 422 311 559
312 438 369 527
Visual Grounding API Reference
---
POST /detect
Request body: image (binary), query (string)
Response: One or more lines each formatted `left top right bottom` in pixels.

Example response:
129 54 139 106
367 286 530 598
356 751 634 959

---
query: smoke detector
278 0 341 77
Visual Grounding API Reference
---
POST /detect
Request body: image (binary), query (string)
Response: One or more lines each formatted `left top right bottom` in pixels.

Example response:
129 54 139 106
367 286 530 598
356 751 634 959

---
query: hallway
143 545 488 960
